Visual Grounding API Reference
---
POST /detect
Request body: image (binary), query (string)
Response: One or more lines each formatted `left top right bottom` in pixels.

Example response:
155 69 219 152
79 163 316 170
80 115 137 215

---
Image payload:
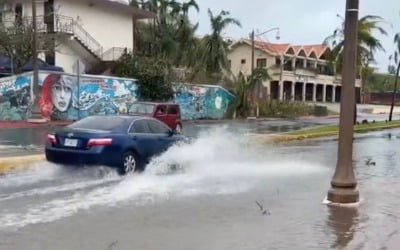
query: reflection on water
1 126 400 249
327 206 358 249
0 126 61 147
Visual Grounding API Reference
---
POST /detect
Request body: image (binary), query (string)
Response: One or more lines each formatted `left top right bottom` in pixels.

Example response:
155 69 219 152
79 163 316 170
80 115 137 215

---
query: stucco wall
228 44 276 77
55 38 96 74
55 0 133 51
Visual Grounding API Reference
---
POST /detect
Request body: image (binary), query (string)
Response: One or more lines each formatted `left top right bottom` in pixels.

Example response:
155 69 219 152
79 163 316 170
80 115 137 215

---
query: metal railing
2 15 126 62
1 16 47 32
102 47 129 61
71 20 103 58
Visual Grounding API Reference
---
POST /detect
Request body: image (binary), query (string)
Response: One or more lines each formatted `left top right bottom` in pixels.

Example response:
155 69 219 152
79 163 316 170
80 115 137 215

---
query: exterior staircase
8 15 128 74
49 15 127 71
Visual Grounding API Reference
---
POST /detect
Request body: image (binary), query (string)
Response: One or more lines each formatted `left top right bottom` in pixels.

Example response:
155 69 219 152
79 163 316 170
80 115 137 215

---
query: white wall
55 37 95 74
55 0 133 52
22 1 45 18
228 44 275 77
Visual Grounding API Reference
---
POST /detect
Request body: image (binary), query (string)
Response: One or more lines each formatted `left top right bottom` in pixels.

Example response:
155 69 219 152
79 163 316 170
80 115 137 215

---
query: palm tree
324 15 387 72
200 9 241 78
388 33 400 121
231 68 270 118
130 0 200 67
324 15 387 124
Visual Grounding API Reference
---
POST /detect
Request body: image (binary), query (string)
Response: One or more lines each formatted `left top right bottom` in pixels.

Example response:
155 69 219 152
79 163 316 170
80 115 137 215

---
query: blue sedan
45 115 186 174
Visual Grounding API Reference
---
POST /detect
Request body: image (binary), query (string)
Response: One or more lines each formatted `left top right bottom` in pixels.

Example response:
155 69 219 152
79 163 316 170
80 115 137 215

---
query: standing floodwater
0 128 399 249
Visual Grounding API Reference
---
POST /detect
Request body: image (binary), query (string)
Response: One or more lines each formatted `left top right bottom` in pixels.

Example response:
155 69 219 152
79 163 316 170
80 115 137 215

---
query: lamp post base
327 187 359 204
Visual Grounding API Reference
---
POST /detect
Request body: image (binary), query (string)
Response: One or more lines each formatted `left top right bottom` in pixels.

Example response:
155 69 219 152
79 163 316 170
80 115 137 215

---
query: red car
128 102 183 133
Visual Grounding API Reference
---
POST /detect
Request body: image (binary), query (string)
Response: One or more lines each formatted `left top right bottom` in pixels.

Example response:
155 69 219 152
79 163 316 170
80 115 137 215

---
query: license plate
64 138 78 147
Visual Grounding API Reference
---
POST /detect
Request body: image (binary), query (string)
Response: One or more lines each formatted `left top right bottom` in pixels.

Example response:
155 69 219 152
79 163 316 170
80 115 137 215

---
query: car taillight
47 134 56 144
87 138 113 147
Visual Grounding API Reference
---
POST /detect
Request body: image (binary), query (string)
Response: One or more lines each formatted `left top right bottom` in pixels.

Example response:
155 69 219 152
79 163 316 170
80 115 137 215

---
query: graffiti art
0 71 235 121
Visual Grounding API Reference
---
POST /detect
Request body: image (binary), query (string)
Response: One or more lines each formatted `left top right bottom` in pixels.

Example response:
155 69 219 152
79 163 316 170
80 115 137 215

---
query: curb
0 154 45 174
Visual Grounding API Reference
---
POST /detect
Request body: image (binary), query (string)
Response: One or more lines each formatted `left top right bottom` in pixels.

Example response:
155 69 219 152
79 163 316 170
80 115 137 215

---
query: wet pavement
0 126 399 249
0 116 344 147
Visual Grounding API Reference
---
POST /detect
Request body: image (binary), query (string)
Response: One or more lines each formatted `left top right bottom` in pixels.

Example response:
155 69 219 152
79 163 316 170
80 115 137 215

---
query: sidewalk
0 145 45 174
0 121 72 130
0 122 69 169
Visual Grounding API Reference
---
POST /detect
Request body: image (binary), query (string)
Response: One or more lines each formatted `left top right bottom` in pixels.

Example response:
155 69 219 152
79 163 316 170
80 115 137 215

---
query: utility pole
251 30 255 77
28 0 45 122
249 30 256 117
327 0 359 204
77 59 81 120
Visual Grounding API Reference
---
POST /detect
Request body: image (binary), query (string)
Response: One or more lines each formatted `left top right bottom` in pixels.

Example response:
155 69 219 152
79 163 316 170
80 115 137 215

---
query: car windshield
67 116 126 131
129 103 155 115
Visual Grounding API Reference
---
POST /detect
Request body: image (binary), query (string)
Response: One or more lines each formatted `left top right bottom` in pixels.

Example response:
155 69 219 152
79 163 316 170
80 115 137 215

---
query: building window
241 59 246 64
275 57 281 65
15 3 23 26
256 58 267 68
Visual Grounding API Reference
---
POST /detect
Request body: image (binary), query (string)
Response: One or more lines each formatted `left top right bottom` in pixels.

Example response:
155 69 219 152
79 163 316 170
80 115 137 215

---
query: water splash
0 127 327 230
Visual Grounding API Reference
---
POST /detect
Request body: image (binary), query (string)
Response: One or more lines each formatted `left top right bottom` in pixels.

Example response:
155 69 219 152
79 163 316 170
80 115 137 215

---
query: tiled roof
243 39 290 54
237 39 329 58
302 45 329 57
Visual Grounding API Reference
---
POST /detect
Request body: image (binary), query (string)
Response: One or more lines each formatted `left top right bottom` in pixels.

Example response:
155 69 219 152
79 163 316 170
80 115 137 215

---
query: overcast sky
186 0 399 73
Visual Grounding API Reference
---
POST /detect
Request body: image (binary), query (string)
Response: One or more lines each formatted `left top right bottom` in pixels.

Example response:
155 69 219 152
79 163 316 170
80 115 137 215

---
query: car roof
133 101 179 106
87 115 155 122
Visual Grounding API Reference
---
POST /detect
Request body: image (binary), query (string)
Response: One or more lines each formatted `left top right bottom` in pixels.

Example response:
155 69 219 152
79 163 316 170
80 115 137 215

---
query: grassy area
271 120 400 142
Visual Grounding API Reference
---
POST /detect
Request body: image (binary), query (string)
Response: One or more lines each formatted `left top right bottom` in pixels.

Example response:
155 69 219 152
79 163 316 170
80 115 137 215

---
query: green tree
232 67 270 118
0 17 57 73
389 33 400 121
131 0 200 68
324 15 387 124
114 53 174 101
200 9 241 79
324 15 387 72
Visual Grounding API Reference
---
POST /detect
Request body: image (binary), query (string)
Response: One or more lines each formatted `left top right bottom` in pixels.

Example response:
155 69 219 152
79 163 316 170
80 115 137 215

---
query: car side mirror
167 129 175 136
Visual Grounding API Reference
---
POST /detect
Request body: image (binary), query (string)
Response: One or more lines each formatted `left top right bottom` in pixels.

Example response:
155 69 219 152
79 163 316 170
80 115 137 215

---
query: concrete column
302 83 306 102
266 81 271 100
303 59 307 68
279 81 284 100
332 86 336 103
322 84 327 102
291 82 295 101
292 57 296 69
312 83 317 102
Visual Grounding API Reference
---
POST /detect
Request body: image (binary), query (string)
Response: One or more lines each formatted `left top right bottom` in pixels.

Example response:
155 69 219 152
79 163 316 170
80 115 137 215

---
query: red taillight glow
47 134 56 144
87 138 113 147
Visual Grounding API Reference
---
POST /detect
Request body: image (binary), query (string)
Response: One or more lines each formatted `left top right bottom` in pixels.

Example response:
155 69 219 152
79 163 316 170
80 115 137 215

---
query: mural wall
174 83 235 120
0 71 235 121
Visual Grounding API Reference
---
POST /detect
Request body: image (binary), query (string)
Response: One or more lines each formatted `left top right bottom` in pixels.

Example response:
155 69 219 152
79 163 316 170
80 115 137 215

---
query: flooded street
0 126 399 250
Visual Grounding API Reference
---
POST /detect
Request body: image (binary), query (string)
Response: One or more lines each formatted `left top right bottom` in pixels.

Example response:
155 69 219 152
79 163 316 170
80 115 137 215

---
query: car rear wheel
175 123 182 134
119 152 138 175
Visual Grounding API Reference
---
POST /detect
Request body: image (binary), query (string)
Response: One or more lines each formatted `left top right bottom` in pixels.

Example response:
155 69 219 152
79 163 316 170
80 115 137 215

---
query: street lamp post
28 0 46 122
327 0 359 204
250 27 280 117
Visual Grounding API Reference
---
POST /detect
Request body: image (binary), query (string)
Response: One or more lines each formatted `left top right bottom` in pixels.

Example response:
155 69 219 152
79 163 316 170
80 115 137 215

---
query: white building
228 39 362 103
1 0 154 74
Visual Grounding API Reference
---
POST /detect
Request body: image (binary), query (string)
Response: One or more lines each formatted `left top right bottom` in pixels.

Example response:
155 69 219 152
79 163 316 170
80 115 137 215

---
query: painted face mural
51 76 73 112
40 74 74 120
